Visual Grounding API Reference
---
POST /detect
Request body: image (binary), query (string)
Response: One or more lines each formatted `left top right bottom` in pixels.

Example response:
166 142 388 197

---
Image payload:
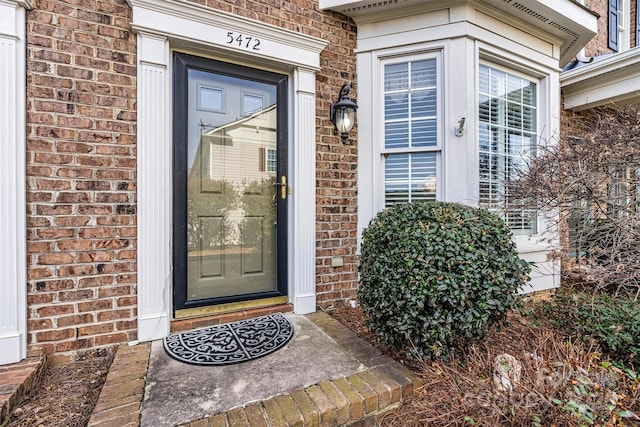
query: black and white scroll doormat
163 313 294 366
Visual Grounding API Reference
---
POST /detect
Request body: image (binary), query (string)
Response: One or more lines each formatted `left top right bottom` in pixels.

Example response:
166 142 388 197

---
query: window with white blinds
479 64 537 235
383 57 439 207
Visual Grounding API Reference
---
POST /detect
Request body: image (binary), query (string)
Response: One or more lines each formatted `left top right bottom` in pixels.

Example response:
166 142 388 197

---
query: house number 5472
226 32 261 51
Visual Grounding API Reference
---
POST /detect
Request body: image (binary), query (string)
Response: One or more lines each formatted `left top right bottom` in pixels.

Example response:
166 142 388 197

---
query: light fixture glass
335 108 355 134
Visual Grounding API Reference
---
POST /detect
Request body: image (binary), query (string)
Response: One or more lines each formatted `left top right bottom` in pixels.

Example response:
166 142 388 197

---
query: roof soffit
319 0 597 67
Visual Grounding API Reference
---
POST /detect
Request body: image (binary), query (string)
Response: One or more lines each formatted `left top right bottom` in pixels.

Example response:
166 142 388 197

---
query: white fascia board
561 47 640 86
319 0 359 8
130 0 327 70
319 0 426 13
561 48 640 110
2 0 33 9
563 76 640 110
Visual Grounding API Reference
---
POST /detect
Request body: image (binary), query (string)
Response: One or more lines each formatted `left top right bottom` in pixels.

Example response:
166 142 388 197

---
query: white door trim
132 0 326 341
0 0 31 365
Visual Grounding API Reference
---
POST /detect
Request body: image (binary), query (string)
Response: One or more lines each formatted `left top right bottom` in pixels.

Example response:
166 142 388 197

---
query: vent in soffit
502 0 580 57
340 0 400 14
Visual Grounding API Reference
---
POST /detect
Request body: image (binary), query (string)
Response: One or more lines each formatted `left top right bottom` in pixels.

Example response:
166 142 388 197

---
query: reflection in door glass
187 69 278 301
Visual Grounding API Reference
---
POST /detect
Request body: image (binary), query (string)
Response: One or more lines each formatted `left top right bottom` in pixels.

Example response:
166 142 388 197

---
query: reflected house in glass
186 103 279 301
189 102 278 245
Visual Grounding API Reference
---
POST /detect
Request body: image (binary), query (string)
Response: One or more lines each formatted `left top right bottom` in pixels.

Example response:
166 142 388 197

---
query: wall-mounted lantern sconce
455 117 466 137
330 83 358 144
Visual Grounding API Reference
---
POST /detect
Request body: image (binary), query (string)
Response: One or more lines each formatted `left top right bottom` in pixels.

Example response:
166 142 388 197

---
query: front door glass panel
187 70 277 300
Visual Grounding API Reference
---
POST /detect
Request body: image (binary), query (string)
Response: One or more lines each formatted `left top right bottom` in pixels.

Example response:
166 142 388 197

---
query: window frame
378 51 443 209
197 83 225 113
477 59 542 237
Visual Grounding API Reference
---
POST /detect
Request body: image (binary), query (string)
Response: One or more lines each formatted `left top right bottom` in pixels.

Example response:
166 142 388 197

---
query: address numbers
226 32 261 51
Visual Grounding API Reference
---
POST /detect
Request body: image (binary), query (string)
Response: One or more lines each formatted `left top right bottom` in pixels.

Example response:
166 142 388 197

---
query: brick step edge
0 355 48 427
87 342 151 427
179 362 422 427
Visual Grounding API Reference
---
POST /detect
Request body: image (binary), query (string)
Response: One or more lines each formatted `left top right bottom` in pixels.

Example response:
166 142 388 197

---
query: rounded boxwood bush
357 201 531 360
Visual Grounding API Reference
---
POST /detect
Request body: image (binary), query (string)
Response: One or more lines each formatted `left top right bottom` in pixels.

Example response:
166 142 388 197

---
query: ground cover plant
541 288 640 370
358 201 530 360
341 198 640 425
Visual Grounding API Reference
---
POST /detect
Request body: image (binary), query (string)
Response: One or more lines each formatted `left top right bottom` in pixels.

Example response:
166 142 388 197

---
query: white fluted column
291 68 317 314
136 32 171 341
0 0 30 365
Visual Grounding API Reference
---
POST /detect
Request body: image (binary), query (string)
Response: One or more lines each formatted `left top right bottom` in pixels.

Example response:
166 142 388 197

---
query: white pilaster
0 0 30 365
291 69 317 314
136 32 172 341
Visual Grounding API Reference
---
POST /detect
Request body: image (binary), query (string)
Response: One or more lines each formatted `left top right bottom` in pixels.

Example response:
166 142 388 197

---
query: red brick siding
632 0 637 47
314 15 359 309
25 0 137 356
582 0 611 56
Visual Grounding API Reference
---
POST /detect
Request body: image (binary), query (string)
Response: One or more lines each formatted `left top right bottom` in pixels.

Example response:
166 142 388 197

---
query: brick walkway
178 362 419 426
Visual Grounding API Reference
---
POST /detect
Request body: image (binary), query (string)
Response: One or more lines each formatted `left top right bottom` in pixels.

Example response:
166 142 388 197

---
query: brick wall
582 0 639 56
583 0 610 56
25 0 137 356
24 0 358 356
314 17 359 309
632 0 637 47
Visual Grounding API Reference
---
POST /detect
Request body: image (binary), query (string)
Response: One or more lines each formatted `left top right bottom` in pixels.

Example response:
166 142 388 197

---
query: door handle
280 175 287 200
273 175 288 200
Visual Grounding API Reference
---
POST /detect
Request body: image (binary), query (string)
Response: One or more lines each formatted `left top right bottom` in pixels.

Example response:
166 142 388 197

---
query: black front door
173 53 288 312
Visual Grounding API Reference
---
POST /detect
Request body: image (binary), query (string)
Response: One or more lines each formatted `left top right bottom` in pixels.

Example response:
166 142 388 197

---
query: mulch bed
329 303 640 427
7 348 114 427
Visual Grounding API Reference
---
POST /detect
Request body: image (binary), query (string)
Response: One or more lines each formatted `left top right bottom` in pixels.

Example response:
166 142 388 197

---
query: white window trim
129 0 327 341
476 45 558 242
358 45 445 236
476 45 561 292
379 52 443 208
266 149 277 173
0 0 31 365
477 61 540 236
618 0 631 52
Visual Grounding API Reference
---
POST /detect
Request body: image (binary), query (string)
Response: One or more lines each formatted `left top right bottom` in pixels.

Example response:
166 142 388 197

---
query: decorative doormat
163 313 294 366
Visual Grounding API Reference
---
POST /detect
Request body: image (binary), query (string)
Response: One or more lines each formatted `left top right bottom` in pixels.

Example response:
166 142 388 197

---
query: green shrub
542 290 640 368
357 201 531 360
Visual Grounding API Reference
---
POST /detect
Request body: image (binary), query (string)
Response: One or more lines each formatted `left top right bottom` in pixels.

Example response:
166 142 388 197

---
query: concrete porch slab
140 314 364 427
